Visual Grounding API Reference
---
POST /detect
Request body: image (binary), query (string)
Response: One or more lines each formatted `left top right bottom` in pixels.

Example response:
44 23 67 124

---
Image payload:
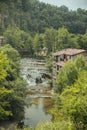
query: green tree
0 87 14 120
4 26 24 50
61 70 87 129
1 44 21 81
0 45 27 120
44 28 57 53
55 60 78 93
4 25 34 56
36 121 72 130
20 31 34 56
76 34 84 49
33 33 38 55
53 56 87 129
57 27 73 50
82 33 87 50
0 51 14 120
55 56 87 93
0 51 9 81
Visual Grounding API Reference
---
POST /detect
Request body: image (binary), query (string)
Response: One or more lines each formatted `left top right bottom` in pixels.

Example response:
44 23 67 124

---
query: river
21 58 53 128
0 58 54 129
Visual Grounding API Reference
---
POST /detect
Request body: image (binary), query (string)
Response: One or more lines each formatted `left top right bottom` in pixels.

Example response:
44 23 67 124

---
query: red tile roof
53 48 86 56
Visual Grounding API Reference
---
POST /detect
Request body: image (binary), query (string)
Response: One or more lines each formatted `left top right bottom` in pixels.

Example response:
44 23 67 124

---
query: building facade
53 48 87 80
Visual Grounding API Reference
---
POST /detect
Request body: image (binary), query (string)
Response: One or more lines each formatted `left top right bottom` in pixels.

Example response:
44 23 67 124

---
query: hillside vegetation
1 0 87 56
0 0 87 34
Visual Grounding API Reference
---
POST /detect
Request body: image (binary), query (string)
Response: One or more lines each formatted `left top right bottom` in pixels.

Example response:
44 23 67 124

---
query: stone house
53 48 87 80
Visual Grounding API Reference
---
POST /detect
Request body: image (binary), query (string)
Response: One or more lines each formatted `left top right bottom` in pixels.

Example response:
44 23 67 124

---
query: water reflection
24 98 53 128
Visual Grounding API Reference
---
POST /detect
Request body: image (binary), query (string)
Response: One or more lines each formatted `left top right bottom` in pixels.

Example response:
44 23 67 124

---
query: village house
53 48 87 80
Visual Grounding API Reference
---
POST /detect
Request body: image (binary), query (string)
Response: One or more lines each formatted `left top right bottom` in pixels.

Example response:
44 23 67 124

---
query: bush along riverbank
0 45 27 122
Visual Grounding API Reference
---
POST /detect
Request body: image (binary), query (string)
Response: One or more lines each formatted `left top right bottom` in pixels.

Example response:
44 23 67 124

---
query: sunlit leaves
0 87 14 120
55 56 87 93
0 45 26 120
60 71 87 127
0 51 9 81
36 121 72 130
53 56 87 129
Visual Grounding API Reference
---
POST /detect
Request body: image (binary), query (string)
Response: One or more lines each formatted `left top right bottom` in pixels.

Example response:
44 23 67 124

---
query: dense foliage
0 0 87 34
3 26 87 56
55 56 87 93
0 45 26 121
0 0 87 56
4 26 34 56
51 56 87 130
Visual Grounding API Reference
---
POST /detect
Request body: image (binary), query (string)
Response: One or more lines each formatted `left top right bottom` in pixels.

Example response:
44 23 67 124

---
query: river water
21 58 53 128
0 58 54 129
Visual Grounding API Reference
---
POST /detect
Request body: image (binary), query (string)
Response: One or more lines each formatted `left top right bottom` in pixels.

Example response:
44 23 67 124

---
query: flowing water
21 58 53 128
0 58 54 129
